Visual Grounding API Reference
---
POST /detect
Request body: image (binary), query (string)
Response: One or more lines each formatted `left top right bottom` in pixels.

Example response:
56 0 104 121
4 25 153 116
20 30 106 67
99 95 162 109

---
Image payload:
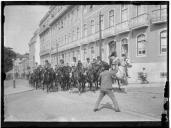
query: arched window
121 38 128 57
137 34 146 56
160 30 167 54
109 41 116 55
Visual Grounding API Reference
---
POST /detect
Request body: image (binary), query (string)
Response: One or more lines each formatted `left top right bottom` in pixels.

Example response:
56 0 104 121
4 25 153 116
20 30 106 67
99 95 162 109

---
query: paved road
4 80 164 121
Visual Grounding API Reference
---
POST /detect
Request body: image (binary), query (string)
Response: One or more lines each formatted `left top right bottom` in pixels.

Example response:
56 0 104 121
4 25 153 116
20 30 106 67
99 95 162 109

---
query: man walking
94 66 120 112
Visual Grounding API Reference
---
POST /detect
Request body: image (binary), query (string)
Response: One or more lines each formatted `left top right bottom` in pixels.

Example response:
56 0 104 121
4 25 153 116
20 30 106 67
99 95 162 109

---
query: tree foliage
4 47 17 73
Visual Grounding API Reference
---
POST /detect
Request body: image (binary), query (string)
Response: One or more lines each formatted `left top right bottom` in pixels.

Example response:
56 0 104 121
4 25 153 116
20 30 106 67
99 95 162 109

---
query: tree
4 47 17 73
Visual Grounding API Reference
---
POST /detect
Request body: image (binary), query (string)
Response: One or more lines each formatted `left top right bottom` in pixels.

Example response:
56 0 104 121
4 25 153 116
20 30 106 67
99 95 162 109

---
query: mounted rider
120 54 130 78
109 51 120 72
70 57 77 68
84 58 92 70
58 59 65 68
96 56 103 65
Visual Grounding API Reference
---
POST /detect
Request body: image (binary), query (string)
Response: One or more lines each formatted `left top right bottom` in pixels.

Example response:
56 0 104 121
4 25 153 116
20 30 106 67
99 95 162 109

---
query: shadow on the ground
98 102 115 111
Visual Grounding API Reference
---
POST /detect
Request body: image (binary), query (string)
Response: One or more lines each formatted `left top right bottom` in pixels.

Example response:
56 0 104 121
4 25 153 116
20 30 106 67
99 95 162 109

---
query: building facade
29 29 40 71
39 5 167 83
14 54 29 78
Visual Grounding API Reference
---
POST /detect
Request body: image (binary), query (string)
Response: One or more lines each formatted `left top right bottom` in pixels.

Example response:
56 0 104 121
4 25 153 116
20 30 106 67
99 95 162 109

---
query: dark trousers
94 89 120 110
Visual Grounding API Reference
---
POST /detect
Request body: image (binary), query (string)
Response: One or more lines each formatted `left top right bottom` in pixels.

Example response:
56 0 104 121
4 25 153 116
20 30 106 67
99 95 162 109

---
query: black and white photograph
2 1 169 126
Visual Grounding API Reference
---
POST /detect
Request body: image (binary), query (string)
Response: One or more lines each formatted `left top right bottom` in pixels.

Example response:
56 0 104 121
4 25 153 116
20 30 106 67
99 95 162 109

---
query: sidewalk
112 82 165 88
4 79 34 95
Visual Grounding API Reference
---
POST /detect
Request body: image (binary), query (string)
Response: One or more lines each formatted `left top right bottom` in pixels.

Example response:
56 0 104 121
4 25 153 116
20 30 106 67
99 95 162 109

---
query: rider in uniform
59 59 65 68
84 58 92 70
120 54 130 78
109 51 120 72
70 57 77 68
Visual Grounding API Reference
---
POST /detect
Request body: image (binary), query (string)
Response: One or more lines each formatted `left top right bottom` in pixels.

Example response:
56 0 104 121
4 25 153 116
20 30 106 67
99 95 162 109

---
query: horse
71 64 87 94
61 66 72 91
42 67 55 92
86 61 109 91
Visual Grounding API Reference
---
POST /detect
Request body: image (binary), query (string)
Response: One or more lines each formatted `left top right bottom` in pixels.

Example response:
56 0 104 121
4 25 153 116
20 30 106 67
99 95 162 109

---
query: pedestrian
93 65 120 112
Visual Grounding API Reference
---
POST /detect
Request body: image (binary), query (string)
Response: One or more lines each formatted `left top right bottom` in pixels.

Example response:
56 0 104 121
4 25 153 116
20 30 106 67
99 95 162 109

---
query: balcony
151 8 167 24
102 26 116 38
131 13 149 30
116 21 130 35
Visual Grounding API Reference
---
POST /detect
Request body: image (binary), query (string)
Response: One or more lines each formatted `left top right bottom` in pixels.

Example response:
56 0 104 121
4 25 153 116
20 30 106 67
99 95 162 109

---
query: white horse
111 65 128 91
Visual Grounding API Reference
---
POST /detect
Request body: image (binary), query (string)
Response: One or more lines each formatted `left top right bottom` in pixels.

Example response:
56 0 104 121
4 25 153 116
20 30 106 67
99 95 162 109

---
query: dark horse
42 67 55 92
71 64 87 94
86 61 109 91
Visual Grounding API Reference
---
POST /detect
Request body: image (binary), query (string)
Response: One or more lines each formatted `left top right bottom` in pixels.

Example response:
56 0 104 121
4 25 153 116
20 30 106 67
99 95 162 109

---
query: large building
39 4 167 83
28 29 40 71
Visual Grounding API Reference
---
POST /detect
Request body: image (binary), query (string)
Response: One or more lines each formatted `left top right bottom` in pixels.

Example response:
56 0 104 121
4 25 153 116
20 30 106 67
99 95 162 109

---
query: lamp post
99 11 102 58
12 58 16 88
56 43 58 65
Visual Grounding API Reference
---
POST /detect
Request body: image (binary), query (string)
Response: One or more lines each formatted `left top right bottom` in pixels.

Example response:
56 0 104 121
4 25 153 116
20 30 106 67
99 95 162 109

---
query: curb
5 88 35 96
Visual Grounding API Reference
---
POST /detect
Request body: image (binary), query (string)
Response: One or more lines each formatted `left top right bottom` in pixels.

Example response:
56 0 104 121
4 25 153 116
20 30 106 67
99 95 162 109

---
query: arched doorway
121 38 128 57
108 41 116 56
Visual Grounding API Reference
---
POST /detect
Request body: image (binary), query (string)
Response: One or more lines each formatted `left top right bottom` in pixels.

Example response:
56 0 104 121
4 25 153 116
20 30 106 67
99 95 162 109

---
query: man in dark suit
94 65 120 112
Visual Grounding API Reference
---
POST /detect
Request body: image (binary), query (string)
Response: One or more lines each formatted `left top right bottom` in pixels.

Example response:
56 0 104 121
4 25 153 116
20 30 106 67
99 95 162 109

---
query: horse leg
47 83 49 93
118 79 121 90
96 81 98 90
42 82 44 90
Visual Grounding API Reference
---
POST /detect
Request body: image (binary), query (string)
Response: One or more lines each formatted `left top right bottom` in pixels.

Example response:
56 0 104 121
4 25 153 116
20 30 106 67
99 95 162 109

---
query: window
68 33 71 43
91 20 95 34
65 35 67 44
100 15 104 30
68 14 70 25
61 20 63 28
121 38 128 56
71 30 74 41
90 5 94 10
83 24 87 37
136 5 146 16
77 6 80 17
83 48 87 61
91 46 94 54
77 27 80 40
109 10 114 27
83 5 87 14
91 46 95 60
137 34 146 56
62 54 64 59
160 72 167 78
160 30 167 54
72 30 76 41
121 5 128 22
